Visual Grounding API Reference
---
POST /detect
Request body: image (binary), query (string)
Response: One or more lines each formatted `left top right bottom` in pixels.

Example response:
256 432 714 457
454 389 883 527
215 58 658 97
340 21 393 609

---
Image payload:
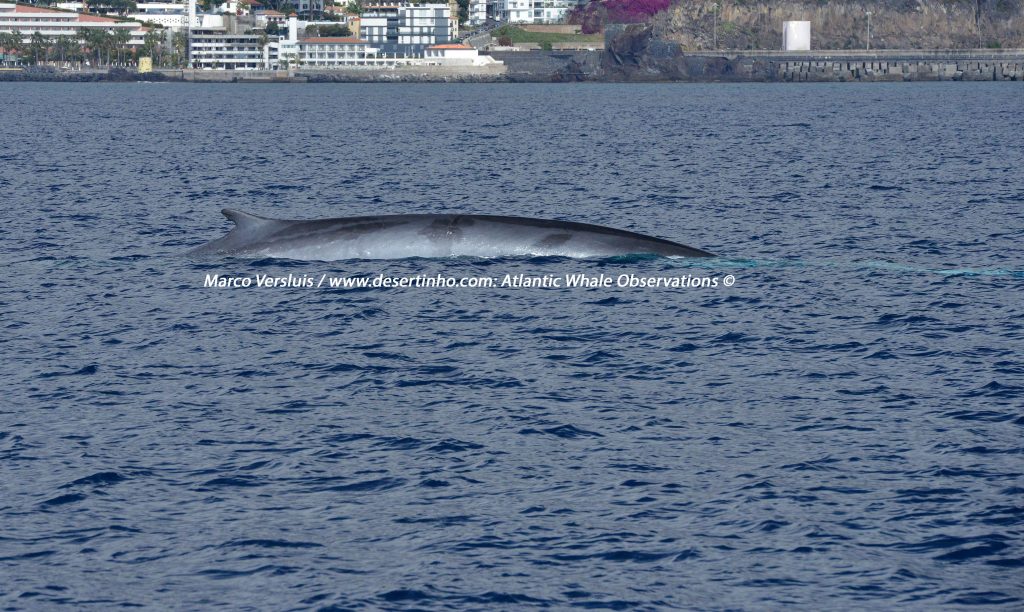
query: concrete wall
491 50 599 80
719 51 1024 82
768 58 1022 81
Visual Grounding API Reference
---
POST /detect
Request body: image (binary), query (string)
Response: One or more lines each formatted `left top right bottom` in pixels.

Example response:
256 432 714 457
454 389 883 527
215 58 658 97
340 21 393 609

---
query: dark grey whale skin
188 209 716 260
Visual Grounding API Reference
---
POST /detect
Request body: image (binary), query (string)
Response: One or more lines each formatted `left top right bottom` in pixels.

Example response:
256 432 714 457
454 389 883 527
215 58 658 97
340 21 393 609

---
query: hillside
649 0 1024 50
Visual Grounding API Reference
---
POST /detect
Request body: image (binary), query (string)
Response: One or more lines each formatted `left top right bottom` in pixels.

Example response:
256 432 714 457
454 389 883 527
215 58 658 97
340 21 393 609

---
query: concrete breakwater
729 50 1023 82
602 48 1024 82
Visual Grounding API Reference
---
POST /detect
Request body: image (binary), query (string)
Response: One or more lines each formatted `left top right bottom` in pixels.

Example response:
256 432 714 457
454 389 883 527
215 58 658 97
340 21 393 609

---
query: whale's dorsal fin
222 209 274 232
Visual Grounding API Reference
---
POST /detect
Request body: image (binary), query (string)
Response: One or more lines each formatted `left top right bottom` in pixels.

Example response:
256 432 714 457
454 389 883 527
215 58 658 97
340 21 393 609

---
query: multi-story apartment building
0 2 147 45
57 0 192 30
468 0 485 26
468 0 582 25
296 37 381 67
291 0 323 19
360 3 450 55
189 29 271 69
190 16 385 70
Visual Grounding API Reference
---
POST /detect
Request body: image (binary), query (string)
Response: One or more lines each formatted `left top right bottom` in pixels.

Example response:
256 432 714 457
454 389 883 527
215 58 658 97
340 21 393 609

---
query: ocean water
1 82 1022 609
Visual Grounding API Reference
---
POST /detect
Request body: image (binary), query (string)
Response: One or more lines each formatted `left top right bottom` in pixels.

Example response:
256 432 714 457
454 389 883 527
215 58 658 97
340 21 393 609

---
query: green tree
55 35 79 64
29 31 47 64
113 28 131 64
319 24 351 36
78 28 109 65
111 0 138 16
141 29 162 61
0 32 23 64
172 30 187 67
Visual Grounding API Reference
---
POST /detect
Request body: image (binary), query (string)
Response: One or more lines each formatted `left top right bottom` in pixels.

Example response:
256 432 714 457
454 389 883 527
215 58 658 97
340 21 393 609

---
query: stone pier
706 50 1023 82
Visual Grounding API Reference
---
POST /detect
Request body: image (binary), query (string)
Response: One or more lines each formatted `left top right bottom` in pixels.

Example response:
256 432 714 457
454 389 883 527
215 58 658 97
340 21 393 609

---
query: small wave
61 472 126 488
222 539 323 549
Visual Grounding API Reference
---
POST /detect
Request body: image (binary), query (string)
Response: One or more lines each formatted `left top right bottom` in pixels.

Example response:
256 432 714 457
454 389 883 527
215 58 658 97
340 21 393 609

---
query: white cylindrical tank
783 21 811 51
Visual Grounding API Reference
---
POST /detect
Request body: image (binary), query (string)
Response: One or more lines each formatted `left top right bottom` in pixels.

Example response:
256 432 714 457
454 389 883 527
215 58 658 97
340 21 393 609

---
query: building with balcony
467 0 582 25
360 3 450 56
296 36 381 67
189 28 273 69
57 0 193 30
0 2 147 45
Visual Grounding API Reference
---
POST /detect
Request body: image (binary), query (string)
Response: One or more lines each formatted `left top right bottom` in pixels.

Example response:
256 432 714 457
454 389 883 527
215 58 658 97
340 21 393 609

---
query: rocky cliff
652 0 1024 50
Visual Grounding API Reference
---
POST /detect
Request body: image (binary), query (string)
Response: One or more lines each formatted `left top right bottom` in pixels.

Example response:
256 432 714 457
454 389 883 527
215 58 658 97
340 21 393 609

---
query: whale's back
188 209 715 260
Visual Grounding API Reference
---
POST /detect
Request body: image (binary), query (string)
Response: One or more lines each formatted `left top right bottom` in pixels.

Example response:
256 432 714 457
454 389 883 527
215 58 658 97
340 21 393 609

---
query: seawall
2 49 1022 83
699 50 1024 82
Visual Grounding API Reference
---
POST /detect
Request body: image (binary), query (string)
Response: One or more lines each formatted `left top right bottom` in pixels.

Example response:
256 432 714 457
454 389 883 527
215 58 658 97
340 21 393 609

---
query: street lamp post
865 11 872 51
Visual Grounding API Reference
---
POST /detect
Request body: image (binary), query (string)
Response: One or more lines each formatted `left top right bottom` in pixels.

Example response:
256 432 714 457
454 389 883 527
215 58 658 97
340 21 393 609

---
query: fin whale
188 209 715 260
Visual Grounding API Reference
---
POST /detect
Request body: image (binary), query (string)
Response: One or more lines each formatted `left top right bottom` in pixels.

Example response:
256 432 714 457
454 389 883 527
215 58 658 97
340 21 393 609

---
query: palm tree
29 31 47 65
172 30 187 67
0 32 23 65
113 29 131 65
98 30 114 65
55 36 78 64
78 27 102 66
44 35 56 64
141 29 161 63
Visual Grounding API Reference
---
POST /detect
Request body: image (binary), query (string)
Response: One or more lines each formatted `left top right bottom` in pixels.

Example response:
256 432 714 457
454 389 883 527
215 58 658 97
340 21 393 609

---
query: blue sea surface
1 82 1022 609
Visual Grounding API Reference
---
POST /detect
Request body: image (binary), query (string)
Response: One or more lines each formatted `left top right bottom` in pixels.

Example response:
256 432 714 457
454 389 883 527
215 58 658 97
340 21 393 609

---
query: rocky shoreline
2 43 1022 83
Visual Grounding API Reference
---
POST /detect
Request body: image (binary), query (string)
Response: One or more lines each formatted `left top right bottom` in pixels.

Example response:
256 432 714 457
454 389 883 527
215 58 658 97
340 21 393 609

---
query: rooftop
300 37 366 44
4 3 141 27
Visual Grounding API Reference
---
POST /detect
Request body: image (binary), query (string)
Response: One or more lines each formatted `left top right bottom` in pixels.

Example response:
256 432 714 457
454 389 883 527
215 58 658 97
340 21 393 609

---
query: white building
297 36 381 67
187 13 499 70
0 2 146 45
468 0 582 25
132 2 190 29
469 0 485 26
254 9 287 27
216 0 251 15
292 0 323 18
58 0 192 31
189 28 271 69
361 3 450 54
423 42 500 66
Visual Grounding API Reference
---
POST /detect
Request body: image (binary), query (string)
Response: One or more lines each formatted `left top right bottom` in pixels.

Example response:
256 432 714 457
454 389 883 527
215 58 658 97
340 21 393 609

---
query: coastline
2 48 1022 83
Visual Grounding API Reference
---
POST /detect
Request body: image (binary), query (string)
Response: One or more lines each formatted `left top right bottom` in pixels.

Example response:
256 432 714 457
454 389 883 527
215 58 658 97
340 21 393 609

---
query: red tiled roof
13 3 133 25
78 13 122 23
428 43 472 50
